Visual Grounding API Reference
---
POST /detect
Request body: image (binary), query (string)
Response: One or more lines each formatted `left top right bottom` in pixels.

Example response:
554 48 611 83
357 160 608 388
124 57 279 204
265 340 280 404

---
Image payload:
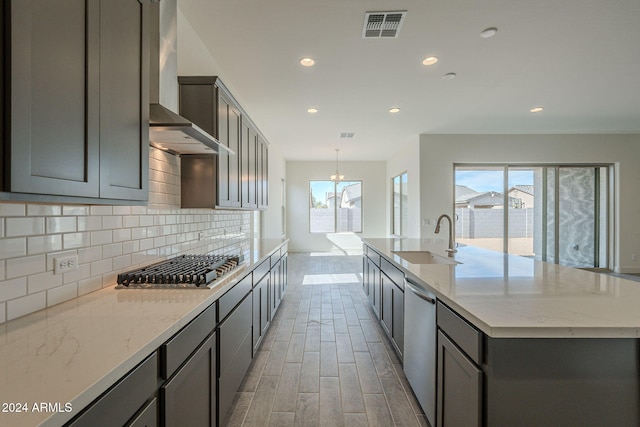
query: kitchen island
363 238 640 426
0 238 287 427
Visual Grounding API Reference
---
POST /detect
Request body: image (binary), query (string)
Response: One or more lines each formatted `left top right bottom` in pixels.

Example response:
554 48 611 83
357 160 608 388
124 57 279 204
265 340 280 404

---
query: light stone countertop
0 238 287 427
363 238 640 339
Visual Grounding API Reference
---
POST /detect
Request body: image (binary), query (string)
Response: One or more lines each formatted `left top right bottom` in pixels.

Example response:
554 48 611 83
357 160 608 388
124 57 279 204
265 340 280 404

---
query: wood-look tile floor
225 252 429 427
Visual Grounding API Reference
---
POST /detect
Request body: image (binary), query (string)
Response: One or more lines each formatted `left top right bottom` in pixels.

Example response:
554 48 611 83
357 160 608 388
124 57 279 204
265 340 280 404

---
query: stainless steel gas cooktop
116 254 243 289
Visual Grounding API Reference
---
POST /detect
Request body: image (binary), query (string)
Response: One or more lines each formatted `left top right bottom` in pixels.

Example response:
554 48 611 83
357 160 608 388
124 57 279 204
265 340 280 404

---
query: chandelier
330 148 344 182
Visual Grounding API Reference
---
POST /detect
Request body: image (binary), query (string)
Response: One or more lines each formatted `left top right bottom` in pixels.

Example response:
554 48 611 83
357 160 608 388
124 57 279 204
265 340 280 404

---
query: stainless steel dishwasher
404 277 437 426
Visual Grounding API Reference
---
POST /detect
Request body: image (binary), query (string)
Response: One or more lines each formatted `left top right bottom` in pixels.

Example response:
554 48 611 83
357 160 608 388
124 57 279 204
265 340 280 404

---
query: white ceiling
178 0 640 161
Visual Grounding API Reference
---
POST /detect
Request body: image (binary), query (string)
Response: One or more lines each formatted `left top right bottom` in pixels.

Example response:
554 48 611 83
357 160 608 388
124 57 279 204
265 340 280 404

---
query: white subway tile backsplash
6 255 46 279
6 217 45 237
113 206 131 215
63 205 90 216
90 206 113 216
0 203 26 216
122 240 139 255
102 215 123 230
46 216 77 234
123 216 140 228
7 292 46 321
113 254 132 271
27 235 63 255
78 277 102 296
47 283 78 306
0 238 27 259
103 243 123 258
63 232 91 249
0 277 27 302
91 259 112 277
27 204 62 216
77 216 102 232
0 150 252 323
28 270 63 294
63 263 91 285
113 228 132 243
78 246 102 264
90 230 112 246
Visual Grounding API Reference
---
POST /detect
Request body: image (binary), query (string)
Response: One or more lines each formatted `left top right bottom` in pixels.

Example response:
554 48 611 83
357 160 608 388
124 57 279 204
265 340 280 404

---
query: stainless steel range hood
148 0 229 155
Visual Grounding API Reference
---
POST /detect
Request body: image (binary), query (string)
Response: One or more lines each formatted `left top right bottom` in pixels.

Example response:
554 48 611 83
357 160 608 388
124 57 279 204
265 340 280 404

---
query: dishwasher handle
405 280 436 304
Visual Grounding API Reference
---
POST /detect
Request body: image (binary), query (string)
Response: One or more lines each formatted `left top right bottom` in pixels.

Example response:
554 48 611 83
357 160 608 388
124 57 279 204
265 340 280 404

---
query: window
455 164 611 269
392 172 408 236
309 180 362 233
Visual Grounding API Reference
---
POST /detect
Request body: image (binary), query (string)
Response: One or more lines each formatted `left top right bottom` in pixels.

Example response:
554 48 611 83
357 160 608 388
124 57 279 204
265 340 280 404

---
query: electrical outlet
198 232 205 241
632 254 638 262
422 219 431 227
54 255 78 274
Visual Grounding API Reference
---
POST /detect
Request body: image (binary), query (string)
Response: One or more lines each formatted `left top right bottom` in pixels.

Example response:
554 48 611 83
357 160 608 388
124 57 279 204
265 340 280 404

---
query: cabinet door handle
406 281 436 304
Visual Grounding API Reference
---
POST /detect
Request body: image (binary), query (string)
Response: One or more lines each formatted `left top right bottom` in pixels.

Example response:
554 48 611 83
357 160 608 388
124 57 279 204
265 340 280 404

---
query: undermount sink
392 250 460 265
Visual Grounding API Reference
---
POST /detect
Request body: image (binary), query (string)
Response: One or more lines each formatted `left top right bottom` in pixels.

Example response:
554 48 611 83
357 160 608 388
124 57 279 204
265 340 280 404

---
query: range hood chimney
149 0 227 155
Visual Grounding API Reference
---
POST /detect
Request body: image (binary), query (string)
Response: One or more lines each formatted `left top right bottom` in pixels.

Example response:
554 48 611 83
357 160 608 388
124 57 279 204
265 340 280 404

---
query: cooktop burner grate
116 254 242 288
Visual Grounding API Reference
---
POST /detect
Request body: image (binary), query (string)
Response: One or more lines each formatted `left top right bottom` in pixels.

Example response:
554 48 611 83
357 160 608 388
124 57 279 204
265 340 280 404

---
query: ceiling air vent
339 132 355 139
362 11 407 39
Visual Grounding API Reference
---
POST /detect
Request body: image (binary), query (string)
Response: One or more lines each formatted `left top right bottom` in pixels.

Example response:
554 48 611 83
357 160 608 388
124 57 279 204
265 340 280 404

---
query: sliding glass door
455 164 611 269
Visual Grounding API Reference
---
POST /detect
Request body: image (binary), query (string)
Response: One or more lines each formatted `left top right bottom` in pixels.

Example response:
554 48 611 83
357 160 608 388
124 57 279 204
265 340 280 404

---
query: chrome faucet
434 214 457 257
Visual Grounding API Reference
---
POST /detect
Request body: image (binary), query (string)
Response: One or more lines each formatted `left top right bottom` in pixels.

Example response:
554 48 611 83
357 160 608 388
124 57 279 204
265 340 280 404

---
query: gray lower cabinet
364 255 381 319
65 353 159 427
218 295 253 426
161 333 217 427
271 257 282 316
437 330 482 427
436 301 483 427
252 271 270 353
380 271 404 357
161 302 217 427
3 0 149 202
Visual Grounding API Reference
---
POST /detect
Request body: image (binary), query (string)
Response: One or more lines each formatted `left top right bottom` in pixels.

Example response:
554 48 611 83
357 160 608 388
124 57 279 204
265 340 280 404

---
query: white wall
418 134 640 273
386 139 421 237
262 143 286 238
287 161 387 253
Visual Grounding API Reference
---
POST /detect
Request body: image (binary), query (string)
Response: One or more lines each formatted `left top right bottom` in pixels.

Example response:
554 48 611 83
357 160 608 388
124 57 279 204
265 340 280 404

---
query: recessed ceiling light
389 108 401 113
443 72 457 79
422 56 439 66
530 107 544 113
307 108 318 113
480 27 498 38
300 57 315 67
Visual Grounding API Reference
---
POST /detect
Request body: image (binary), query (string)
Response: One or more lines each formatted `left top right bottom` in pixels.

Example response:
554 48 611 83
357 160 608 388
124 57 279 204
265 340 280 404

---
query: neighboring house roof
341 183 361 204
455 185 482 204
510 185 534 195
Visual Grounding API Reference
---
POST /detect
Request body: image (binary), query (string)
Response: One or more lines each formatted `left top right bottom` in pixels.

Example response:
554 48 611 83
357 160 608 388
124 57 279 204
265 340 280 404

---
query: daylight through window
309 181 362 233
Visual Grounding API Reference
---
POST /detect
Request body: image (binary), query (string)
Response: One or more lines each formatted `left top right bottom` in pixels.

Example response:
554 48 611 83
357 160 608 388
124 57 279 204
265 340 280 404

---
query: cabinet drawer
437 302 483 365
253 258 270 283
67 352 158 427
381 257 404 290
365 247 381 268
218 272 252 322
218 295 252 374
128 397 157 427
162 303 216 379
270 249 281 268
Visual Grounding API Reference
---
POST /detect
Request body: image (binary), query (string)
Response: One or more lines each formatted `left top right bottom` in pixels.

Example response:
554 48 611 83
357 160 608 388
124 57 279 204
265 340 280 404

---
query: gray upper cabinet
178 76 268 210
2 0 149 202
98 0 150 201
257 135 269 209
241 119 258 209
